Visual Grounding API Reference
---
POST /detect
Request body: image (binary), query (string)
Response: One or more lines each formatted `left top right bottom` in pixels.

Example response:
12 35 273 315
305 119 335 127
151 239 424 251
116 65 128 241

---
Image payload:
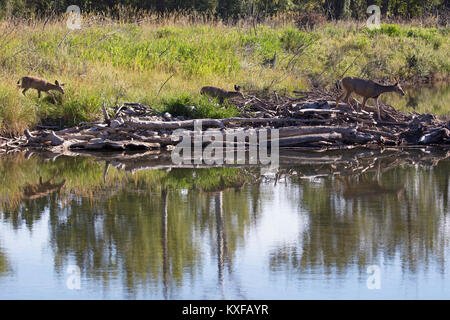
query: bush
380 24 402 36
280 28 316 52
161 94 239 119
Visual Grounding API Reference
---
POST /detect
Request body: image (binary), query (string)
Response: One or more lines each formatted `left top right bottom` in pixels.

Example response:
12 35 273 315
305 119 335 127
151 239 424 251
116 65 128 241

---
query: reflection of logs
275 148 450 181
33 146 450 182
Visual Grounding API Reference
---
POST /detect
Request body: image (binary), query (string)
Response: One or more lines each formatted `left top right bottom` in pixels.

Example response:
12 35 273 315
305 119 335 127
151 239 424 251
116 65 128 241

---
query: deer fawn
17 76 65 104
200 85 244 104
335 76 405 120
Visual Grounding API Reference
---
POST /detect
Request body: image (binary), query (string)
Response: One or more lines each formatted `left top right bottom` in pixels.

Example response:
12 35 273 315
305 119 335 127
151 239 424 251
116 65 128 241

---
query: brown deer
17 76 65 104
22 176 66 200
338 175 404 200
335 77 405 120
200 85 244 104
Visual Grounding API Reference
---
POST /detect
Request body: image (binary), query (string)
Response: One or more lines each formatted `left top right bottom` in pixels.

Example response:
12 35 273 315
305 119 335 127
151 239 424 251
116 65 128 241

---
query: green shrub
161 94 239 119
380 24 402 36
280 28 316 52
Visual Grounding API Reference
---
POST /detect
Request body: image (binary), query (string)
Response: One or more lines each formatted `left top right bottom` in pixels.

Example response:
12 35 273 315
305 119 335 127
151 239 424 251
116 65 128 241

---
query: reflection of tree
215 192 227 299
269 158 450 278
0 249 10 276
161 188 169 299
48 185 199 297
0 154 257 296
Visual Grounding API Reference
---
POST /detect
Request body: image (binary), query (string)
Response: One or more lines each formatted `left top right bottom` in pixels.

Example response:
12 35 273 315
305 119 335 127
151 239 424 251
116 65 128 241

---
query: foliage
161 93 240 119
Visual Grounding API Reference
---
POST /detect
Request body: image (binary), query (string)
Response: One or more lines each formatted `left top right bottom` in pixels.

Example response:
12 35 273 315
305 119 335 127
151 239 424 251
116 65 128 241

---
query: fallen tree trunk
278 133 342 147
419 128 450 145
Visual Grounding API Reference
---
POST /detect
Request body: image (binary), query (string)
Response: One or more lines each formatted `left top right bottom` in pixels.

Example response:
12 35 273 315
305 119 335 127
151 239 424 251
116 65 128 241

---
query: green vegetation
0 12 448 135
161 94 239 118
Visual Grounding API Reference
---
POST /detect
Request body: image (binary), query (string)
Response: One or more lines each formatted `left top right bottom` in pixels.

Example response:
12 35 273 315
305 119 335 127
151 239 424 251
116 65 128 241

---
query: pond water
381 84 449 118
0 148 449 299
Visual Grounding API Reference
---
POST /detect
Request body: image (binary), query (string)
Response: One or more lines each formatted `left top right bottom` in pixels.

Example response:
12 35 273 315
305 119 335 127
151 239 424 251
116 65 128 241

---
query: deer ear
60 83 65 87
55 80 59 85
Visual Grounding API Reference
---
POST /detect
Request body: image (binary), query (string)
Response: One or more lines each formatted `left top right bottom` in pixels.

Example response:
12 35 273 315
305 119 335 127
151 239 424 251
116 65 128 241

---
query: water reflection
382 84 450 117
0 249 9 276
0 149 449 298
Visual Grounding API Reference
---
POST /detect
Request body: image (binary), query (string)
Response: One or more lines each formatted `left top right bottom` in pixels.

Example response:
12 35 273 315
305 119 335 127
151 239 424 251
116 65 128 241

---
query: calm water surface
382 84 449 117
0 149 449 299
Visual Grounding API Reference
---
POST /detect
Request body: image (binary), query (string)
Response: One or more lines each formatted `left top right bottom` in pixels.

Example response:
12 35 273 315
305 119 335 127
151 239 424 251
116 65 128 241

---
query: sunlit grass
0 15 448 134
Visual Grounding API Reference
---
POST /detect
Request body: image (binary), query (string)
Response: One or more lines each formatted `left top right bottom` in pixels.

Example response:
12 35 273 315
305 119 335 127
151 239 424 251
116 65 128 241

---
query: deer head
394 82 405 96
54 80 65 95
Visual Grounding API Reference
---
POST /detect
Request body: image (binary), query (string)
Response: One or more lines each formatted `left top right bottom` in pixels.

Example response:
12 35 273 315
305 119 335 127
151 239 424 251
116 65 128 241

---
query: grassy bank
0 14 449 135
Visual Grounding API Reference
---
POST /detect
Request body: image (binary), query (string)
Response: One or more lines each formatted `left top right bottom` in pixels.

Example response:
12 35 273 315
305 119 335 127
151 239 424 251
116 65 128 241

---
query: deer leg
343 91 351 104
361 97 367 114
357 97 368 127
335 92 346 107
48 92 57 104
37 90 41 98
375 98 381 120
22 88 29 96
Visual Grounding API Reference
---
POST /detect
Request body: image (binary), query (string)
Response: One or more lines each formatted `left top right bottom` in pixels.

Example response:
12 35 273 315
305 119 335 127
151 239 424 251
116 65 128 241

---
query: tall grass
0 12 448 135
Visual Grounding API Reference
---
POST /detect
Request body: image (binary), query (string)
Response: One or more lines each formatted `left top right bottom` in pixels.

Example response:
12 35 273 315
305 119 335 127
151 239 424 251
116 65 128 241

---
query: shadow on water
0 147 449 298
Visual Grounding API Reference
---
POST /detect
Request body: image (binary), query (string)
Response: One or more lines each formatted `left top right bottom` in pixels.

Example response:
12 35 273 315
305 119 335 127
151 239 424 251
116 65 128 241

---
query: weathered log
55 127 80 135
125 118 225 130
110 117 125 129
124 117 344 131
101 103 110 124
278 133 342 147
419 128 450 145
48 131 65 146
65 134 97 140
24 129 35 139
296 109 341 114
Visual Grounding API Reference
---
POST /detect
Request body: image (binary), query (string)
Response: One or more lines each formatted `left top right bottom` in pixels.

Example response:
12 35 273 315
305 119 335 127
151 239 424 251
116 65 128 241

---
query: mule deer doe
17 76 65 104
200 85 244 104
335 76 405 120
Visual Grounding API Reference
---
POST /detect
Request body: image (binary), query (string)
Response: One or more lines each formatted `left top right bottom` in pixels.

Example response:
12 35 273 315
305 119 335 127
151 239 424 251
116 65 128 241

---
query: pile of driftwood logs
1 90 449 155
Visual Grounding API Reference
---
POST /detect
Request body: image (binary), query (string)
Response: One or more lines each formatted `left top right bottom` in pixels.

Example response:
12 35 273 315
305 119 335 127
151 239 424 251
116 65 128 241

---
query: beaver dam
1 90 449 156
